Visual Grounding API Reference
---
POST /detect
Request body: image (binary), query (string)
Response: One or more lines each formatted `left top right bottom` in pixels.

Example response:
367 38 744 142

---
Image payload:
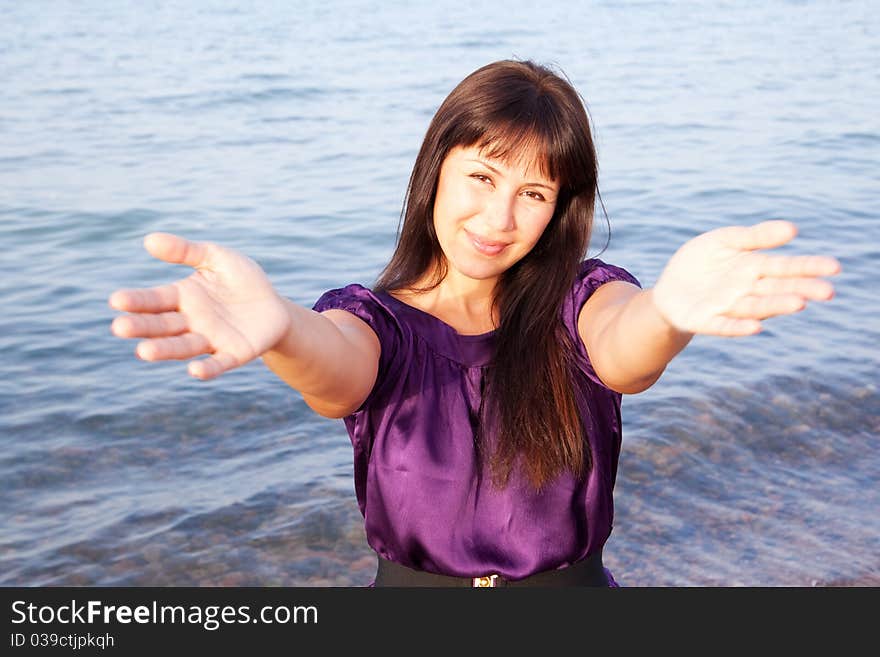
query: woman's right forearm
261 298 378 417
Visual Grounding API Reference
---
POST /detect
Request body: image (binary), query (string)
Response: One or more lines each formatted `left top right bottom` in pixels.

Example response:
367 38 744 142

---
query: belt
374 550 608 587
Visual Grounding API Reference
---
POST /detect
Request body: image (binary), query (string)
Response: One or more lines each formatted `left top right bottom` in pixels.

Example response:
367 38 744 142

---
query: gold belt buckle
472 574 499 587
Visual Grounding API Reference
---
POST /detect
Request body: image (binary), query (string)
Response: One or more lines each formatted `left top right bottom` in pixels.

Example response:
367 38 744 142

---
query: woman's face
432 144 560 288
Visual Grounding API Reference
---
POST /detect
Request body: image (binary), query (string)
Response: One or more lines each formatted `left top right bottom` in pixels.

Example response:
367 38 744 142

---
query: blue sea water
1 0 877 586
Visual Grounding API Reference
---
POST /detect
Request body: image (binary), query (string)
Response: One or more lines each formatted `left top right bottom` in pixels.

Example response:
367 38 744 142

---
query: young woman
108 60 840 586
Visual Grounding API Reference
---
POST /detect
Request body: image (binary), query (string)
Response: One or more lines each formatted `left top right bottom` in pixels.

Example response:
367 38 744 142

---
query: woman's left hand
651 220 841 336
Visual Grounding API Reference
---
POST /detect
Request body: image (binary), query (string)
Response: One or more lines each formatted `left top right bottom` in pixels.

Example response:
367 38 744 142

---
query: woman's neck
392 268 500 335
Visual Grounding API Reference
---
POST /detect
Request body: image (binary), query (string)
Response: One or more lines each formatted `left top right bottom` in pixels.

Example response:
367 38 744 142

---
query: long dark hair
375 60 601 490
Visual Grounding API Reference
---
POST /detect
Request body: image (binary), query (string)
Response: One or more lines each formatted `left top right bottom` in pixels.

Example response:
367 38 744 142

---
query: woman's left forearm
593 288 694 394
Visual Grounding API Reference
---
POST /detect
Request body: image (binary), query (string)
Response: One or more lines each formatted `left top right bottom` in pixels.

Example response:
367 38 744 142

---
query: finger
716 220 797 251
726 294 806 320
187 352 240 380
135 333 211 361
754 254 842 279
753 276 836 301
143 232 211 269
703 315 763 337
111 312 188 338
109 284 180 313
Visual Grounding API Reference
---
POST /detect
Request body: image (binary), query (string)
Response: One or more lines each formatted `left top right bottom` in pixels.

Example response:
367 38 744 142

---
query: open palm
109 233 291 379
651 221 841 336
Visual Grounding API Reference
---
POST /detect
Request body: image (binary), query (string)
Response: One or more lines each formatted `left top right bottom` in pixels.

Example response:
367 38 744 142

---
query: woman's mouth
465 229 509 256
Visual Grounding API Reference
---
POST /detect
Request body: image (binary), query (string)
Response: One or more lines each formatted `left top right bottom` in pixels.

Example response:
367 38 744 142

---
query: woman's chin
440 243 523 283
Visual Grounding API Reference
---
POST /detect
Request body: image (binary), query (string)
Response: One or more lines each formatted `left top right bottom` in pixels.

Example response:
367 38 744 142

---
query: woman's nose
484 192 516 232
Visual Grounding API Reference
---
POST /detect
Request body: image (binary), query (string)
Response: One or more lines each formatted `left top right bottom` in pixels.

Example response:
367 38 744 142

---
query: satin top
312 258 641 580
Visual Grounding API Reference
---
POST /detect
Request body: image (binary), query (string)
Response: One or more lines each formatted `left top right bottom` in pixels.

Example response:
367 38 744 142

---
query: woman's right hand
109 233 292 380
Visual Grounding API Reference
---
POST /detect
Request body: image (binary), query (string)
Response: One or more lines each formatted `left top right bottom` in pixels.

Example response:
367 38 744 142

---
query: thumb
714 220 798 251
143 232 211 269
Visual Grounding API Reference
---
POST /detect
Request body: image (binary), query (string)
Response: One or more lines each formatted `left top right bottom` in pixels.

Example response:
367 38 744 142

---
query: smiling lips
465 229 510 256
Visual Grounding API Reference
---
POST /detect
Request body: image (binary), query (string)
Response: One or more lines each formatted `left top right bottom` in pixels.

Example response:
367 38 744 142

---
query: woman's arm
578 282 692 394
262 302 380 418
578 221 841 395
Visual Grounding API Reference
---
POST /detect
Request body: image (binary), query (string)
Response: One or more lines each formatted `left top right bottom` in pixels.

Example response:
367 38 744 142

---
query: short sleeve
312 284 406 413
564 259 642 388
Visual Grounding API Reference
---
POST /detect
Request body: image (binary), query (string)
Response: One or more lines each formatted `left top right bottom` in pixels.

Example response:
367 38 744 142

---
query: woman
109 60 840 586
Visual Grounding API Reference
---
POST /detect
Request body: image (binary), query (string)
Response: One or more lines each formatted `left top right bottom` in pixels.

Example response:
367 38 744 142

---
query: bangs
475 122 559 184
452 98 590 194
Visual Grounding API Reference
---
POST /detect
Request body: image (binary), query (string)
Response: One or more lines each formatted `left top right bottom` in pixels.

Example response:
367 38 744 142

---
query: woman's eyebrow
466 158 556 190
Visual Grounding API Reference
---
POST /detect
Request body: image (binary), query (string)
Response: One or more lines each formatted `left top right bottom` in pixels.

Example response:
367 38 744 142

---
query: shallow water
1 0 878 586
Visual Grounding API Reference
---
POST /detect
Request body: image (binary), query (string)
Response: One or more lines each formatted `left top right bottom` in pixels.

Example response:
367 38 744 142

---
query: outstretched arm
109 233 380 418
578 221 841 394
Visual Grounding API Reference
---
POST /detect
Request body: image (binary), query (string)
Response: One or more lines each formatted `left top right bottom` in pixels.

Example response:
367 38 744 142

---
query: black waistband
374 550 608 587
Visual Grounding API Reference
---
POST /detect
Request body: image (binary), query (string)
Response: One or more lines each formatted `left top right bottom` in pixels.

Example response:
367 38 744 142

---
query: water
1 0 877 586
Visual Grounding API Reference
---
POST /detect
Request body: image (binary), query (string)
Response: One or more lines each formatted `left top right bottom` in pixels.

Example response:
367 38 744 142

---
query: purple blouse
312 258 641 580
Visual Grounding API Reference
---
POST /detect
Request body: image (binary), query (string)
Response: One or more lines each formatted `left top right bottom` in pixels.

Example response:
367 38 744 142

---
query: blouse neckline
375 290 496 367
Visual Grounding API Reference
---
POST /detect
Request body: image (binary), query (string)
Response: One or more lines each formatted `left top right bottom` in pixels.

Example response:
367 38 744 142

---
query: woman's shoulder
569 258 642 308
313 283 401 314
559 260 641 390
575 258 642 290
312 284 413 409
312 283 407 342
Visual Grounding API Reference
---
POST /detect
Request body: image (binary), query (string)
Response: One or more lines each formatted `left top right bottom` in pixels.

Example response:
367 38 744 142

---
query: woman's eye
470 173 492 184
523 190 546 201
